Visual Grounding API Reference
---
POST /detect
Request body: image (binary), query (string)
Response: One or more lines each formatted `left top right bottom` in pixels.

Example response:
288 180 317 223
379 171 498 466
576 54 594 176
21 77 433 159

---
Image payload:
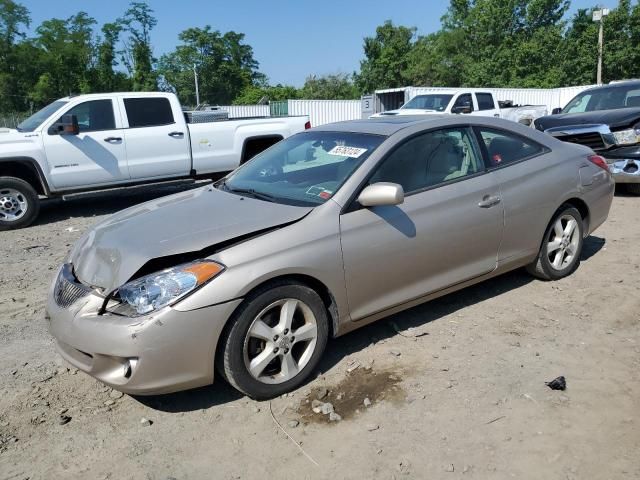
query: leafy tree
158 26 262 105
0 0 30 111
355 20 416 93
119 1 157 91
233 84 299 105
299 74 359 99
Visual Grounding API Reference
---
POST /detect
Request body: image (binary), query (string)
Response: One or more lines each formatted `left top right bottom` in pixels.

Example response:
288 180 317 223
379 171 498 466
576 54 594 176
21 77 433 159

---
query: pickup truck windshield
220 131 385 206
563 84 640 113
402 94 453 112
17 101 68 132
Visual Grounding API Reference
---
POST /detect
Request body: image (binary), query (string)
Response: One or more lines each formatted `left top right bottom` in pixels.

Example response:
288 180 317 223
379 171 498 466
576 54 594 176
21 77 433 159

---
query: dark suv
534 80 640 194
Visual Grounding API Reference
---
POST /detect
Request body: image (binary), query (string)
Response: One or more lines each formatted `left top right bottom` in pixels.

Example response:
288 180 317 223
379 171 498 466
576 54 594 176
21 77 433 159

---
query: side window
476 93 495 111
453 93 474 112
58 100 115 133
124 97 174 128
369 127 484 194
477 128 545 167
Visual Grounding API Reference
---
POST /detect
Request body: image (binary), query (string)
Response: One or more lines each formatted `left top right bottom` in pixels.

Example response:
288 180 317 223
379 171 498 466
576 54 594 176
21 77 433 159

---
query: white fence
218 105 270 118
287 100 361 127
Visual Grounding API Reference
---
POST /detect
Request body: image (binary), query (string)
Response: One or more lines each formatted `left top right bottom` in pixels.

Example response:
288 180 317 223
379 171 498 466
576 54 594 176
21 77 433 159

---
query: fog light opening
123 358 138 379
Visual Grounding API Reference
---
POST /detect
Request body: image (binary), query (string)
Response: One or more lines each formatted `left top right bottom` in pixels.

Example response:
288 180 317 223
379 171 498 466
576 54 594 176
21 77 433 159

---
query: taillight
304 121 311 130
588 154 610 172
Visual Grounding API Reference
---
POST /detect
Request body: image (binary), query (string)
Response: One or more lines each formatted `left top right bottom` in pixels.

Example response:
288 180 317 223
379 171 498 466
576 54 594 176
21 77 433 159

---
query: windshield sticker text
327 146 368 158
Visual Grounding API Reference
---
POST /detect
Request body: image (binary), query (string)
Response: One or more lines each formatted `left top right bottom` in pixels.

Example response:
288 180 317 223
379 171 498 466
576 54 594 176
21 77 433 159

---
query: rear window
124 97 174 128
476 93 495 111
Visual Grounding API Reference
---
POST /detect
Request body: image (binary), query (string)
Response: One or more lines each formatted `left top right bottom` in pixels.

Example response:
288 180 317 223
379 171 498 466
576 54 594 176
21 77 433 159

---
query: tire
526 204 584 281
218 280 329 399
626 183 640 195
0 176 40 231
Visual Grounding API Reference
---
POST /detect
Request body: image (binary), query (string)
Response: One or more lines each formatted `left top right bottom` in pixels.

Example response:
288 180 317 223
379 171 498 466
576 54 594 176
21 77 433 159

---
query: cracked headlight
612 127 640 145
111 261 225 316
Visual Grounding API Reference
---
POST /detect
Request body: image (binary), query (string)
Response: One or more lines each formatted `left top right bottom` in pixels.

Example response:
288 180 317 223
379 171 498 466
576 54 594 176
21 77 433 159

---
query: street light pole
593 8 610 84
193 64 200 106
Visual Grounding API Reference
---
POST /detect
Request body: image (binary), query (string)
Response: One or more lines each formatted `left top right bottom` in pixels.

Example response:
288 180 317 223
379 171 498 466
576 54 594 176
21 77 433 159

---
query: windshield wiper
222 183 278 203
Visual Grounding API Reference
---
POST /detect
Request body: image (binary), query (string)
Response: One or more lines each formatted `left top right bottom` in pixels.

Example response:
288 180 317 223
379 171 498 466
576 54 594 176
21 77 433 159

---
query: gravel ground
0 185 638 480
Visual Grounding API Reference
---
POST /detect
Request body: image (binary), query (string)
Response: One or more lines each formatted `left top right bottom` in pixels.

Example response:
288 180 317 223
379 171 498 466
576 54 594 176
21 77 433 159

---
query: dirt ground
0 184 638 480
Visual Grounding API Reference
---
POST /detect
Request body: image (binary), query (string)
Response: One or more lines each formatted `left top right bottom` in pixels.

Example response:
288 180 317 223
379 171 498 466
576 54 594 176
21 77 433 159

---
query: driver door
339 127 503 321
42 98 129 190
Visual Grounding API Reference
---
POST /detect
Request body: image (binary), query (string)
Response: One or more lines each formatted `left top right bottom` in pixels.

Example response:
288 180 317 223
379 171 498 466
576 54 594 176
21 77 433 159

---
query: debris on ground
140 417 152 427
545 376 567 391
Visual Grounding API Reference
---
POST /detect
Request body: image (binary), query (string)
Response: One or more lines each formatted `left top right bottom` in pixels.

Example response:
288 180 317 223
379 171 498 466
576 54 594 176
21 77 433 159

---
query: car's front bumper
46 266 243 395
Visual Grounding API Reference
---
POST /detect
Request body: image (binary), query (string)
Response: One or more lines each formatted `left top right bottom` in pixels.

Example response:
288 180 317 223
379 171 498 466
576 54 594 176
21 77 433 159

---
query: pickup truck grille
54 264 91 308
552 132 605 150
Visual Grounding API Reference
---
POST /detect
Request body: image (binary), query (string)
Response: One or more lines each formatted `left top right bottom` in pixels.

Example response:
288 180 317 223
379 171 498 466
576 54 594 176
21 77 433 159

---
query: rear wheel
218 281 329 399
0 177 40 231
527 205 584 280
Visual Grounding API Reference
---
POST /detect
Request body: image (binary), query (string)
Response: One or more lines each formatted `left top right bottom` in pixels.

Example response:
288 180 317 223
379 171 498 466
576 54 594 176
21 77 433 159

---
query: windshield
401 94 453 112
563 85 640 113
219 131 386 206
17 101 68 132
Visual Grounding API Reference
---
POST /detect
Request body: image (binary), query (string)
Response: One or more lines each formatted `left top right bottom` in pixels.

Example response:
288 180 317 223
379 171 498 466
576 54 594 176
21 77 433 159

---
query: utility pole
593 8 610 84
193 64 200 106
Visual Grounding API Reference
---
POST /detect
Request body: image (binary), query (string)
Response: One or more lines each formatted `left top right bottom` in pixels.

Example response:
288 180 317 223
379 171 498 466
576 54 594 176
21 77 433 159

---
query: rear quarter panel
493 141 595 262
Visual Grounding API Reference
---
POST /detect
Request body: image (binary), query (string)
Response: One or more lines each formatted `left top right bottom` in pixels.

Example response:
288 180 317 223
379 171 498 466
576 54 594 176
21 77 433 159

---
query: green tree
299 73 359 99
120 1 157 91
0 0 30 111
355 20 416 93
158 25 262 105
233 83 299 105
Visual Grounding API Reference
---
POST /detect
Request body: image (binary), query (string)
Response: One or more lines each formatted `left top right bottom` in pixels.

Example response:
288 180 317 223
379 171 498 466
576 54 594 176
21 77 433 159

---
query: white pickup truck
0 92 309 229
371 89 548 125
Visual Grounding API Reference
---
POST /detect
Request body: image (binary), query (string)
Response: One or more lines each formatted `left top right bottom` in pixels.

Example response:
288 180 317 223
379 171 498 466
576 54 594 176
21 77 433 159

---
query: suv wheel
0 177 40 230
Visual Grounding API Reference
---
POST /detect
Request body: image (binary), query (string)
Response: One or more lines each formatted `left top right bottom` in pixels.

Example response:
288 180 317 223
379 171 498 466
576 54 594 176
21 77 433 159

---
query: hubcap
243 298 318 385
546 214 580 271
0 188 28 222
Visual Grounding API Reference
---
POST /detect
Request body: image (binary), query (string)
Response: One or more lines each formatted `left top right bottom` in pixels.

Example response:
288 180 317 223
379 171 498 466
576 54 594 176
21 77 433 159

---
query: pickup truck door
471 92 500 118
118 96 191 179
42 98 129 190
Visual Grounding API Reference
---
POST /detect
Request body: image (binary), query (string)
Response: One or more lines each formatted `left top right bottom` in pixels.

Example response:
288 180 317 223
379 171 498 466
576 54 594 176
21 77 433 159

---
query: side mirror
451 105 472 114
49 114 80 135
551 107 562 115
60 114 79 135
357 182 404 207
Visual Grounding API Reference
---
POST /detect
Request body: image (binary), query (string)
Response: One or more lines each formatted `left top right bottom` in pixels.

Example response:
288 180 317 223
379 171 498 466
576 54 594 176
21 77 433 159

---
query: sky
23 0 621 87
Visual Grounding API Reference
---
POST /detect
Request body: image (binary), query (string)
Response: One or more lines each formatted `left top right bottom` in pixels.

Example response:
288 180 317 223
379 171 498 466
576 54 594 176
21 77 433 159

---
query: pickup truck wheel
526 205 583 281
626 183 640 195
0 177 40 231
218 281 329 400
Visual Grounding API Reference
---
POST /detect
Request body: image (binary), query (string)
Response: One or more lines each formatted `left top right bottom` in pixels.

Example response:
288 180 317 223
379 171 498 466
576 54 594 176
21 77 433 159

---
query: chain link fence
0 112 30 129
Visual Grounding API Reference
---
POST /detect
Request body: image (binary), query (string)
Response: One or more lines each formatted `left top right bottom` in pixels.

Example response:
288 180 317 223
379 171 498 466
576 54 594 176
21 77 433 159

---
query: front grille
554 132 605 150
54 264 91 308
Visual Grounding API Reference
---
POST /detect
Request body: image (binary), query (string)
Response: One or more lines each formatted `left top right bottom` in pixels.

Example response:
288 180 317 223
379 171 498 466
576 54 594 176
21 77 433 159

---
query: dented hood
70 186 312 292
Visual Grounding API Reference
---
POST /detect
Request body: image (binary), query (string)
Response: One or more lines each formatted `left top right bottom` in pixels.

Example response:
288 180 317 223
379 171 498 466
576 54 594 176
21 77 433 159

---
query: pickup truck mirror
451 105 472 114
551 107 562 115
49 114 80 135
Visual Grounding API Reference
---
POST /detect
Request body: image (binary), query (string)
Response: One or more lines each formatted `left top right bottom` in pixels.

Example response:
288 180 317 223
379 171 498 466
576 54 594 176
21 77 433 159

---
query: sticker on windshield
306 186 333 199
327 146 368 158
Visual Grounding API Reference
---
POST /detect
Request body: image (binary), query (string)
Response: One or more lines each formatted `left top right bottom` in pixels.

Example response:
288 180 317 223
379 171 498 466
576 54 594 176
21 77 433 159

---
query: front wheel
0 177 40 231
218 281 329 399
527 205 584 280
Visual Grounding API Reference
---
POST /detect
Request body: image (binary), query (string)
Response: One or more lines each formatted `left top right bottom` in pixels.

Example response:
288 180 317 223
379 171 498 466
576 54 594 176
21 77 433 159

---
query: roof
312 115 450 135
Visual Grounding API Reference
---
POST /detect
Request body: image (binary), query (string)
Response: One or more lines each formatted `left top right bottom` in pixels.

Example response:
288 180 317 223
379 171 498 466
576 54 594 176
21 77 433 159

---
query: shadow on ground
128 236 606 413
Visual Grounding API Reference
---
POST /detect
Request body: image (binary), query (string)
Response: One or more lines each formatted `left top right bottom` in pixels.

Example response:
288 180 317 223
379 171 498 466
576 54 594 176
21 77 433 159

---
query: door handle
478 195 501 208
103 137 122 142
168 131 184 138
